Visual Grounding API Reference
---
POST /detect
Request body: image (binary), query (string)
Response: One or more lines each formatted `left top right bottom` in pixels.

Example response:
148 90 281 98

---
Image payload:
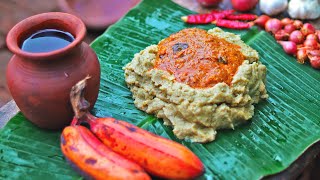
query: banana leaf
1 0 320 179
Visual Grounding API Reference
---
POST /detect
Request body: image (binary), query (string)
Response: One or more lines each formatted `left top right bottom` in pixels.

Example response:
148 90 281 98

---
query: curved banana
60 125 151 180
89 117 205 179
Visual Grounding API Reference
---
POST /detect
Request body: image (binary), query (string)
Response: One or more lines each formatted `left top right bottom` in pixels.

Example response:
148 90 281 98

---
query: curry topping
154 28 246 88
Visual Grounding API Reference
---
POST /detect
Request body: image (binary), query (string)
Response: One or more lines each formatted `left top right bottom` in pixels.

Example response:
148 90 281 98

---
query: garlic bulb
260 0 288 16
288 0 320 20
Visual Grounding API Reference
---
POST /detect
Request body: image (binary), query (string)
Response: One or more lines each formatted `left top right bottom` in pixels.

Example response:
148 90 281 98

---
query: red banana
60 125 151 180
87 116 205 179
69 77 205 179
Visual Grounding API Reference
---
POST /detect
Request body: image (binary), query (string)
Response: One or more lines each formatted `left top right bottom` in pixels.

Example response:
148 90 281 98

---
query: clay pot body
6 12 100 129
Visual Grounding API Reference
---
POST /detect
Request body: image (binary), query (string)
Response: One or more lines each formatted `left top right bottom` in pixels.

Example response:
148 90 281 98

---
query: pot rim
6 12 86 60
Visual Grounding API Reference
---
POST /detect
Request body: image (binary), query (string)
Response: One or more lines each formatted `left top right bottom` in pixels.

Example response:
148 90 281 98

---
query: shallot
293 20 303 29
304 39 318 49
265 18 282 34
316 30 320 42
274 30 289 41
297 45 313 52
308 49 320 57
281 18 293 26
289 30 304 44
310 56 320 69
254 15 270 28
301 23 315 36
278 41 297 55
296 49 308 64
284 24 296 34
306 34 318 42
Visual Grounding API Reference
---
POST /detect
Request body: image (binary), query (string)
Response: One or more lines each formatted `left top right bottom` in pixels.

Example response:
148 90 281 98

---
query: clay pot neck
6 12 86 60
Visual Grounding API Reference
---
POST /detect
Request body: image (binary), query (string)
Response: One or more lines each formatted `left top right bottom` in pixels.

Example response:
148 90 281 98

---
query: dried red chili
225 14 257 21
181 14 216 24
210 9 235 19
211 9 235 16
181 9 236 24
212 19 253 29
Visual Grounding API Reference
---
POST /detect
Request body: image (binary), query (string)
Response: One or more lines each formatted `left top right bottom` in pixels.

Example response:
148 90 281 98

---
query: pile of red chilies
181 10 256 29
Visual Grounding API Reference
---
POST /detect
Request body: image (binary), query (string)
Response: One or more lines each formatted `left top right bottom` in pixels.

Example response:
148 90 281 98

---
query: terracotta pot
6 12 101 129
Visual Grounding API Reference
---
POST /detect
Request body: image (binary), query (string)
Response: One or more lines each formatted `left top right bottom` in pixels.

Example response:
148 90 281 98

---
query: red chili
211 9 235 16
182 10 235 24
211 13 226 20
225 14 257 21
209 9 235 19
213 19 253 29
181 14 216 24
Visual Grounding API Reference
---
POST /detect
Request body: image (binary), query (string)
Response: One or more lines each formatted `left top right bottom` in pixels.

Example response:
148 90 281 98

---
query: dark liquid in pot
21 29 74 53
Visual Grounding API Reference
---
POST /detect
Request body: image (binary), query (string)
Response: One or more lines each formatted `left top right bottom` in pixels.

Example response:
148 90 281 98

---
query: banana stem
70 76 91 119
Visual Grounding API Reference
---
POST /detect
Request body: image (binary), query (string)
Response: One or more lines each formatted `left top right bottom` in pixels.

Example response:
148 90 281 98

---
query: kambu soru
124 28 268 143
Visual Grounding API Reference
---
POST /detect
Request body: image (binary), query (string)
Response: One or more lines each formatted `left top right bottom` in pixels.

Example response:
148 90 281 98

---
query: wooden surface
0 100 18 128
0 0 319 179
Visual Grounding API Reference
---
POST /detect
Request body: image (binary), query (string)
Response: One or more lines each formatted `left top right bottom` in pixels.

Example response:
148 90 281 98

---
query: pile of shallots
255 15 320 69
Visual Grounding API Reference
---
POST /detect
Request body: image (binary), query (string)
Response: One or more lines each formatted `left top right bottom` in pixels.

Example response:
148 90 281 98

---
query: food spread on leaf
124 28 268 143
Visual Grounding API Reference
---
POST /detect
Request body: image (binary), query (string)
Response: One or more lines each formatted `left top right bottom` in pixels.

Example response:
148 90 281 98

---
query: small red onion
304 39 318 49
274 30 289 41
278 41 297 55
308 50 320 69
281 18 293 26
306 34 318 42
296 49 307 64
254 15 270 28
265 19 282 34
297 45 313 52
284 24 296 34
293 20 303 30
289 30 305 44
308 49 320 57
301 23 315 36
316 30 320 42
309 56 320 69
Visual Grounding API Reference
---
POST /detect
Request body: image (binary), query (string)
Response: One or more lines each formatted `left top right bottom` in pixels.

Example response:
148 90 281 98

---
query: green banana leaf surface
1 0 320 179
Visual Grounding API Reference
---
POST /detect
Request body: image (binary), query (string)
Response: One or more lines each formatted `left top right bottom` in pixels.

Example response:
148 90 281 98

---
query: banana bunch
60 77 205 180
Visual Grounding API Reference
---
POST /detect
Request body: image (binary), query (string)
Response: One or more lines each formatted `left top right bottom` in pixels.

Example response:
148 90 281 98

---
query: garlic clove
288 0 320 20
259 0 288 16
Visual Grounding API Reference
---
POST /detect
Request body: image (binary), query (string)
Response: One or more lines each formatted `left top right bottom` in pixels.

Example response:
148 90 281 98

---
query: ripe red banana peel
60 125 150 180
69 77 205 179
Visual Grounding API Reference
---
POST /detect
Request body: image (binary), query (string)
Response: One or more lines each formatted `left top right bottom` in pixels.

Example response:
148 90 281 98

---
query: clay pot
6 12 100 129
